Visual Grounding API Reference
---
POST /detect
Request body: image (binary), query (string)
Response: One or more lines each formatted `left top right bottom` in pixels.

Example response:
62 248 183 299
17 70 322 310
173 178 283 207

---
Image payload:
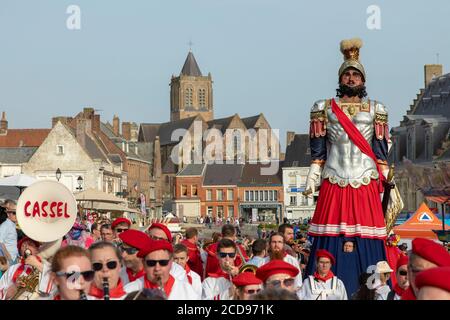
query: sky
0 0 449 150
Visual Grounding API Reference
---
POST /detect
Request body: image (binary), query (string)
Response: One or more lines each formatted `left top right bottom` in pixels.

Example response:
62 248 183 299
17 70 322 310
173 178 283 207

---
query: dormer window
56 145 64 155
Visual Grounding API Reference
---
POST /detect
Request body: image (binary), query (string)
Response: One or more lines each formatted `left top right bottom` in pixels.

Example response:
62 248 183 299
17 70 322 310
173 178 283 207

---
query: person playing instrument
117 229 148 285
173 244 202 299
124 239 197 300
0 237 54 300
180 227 204 280
231 271 263 300
262 232 302 289
202 239 240 300
304 38 402 296
49 245 94 300
256 260 299 296
205 224 248 277
87 241 126 300
301 249 348 300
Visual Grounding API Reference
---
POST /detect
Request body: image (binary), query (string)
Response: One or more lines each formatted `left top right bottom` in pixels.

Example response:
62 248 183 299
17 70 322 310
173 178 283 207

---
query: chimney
76 118 87 148
92 114 100 133
0 112 8 134
122 122 131 141
286 131 295 148
424 64 443 87
113 115 120 136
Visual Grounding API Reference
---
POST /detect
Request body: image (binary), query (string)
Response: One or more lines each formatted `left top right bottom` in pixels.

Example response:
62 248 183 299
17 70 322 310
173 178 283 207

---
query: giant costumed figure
304 38 402 296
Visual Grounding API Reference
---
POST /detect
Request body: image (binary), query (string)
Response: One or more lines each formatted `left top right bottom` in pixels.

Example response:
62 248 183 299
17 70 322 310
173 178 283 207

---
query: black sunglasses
145 259 170 267
120 245 138 255
244 288 261 295
115 228 129 233
398 270 408 276
92 261 118 271
55 270 95 282
218 252 236 258
268 278 295 288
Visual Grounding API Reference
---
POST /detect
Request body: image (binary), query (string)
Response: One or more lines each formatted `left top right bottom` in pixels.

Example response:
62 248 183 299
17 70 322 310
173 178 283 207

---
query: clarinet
156 276 167 299
102 277 110 300
79 290 88 300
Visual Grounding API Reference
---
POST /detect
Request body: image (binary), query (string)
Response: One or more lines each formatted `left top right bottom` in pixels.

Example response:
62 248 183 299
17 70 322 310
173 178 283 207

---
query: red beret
138 239 173 258
412 238 450 267
17 237 40 252
415 267 450 292
396 255 409 271
256 260 299 283
316 249 335 265
232 272 263 287
148 223 172 242
111 217 131 230
119 229 150 250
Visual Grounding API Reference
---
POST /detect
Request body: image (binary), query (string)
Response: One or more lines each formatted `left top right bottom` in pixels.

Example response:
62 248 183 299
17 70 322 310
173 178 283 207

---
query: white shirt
299 275 348 300
124 276 198 300
186 267 202 299
0 260 54 300
0 219 18 263
202 276 232 300
375 284 391 300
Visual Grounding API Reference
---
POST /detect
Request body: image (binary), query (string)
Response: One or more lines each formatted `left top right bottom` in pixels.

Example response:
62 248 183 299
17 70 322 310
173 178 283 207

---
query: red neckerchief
185 265 193 285
208 268 231 281
401 287 416 300
126 267 145 282
393 284 407 297
144 274 175 298
331 98 385 192
12 256 42 283
88 279 126 299
313 271 335 282
53 295 61 300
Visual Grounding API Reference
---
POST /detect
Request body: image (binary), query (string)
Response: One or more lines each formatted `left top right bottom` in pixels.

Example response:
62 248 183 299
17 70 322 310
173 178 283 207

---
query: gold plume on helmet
338 37 366 81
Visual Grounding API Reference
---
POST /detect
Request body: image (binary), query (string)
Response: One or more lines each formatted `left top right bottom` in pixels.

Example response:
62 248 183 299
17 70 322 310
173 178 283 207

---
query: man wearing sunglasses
0 201 18 264
299 249 347 300
402 238 450 300
111 217 131 242
124 239 197 300
256 259 299 295
231 271 263 300
118 229 148 285
387 255 409 300
202 239 239 300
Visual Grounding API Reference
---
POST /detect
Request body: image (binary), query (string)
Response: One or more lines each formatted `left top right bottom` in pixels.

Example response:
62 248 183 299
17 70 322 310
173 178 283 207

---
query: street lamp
76 176 83 191
56 168 62 182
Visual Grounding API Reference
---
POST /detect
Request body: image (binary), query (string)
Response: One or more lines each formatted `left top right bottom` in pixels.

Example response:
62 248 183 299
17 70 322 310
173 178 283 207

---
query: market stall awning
75 188 126 204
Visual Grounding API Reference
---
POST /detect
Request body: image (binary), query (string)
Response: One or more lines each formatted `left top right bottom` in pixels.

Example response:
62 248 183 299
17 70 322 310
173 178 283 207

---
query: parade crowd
0 199 449 301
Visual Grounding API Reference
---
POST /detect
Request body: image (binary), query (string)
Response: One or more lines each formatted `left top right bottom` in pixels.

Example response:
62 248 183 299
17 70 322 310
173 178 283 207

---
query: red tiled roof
0 129 51 147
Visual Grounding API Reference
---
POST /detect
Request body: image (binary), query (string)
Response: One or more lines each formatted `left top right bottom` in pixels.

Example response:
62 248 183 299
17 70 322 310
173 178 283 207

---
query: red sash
126 267 145 283
393 284 406 297
331 98 385 192
88 280 126 299
144 275 175 298
313 271 335 282
185 265 193 285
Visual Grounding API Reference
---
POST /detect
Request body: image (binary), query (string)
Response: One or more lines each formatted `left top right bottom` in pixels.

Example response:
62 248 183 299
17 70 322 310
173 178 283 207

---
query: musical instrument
102 277 110 300
11 250 40 300
156 275 167 299
79 290 88 300
238 264 258 274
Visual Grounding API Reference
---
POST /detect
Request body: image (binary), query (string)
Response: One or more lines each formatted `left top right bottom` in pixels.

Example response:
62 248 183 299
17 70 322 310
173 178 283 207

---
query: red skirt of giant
308 179 387 240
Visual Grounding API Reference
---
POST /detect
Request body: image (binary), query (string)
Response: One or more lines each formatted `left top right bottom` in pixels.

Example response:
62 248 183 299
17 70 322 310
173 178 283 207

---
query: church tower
170 51 214 122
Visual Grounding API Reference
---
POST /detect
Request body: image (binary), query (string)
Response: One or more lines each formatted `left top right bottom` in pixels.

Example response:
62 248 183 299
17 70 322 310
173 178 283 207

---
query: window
269 190 274 201
264 190 268 201
227 189 233 201
199 88 206 107
250 191 254 201
217 206 224 217
185 87 193 107
290 196 297 206
206 189 212 201
181 185 187 197
207 207 213 216
255 191 259 201
274 190 278 201
217 190 223 201
245 191 249 201
56 145 64 155
301 195 308 206
228 206 234 218
260 191 264 201
191 185 198 197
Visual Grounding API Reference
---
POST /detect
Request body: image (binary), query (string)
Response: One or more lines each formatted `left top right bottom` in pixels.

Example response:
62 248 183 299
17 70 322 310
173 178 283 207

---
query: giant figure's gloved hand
305 163 323 197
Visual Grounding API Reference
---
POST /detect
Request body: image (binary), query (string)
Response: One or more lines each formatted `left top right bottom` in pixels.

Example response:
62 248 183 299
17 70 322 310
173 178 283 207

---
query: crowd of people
1 200 449 300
